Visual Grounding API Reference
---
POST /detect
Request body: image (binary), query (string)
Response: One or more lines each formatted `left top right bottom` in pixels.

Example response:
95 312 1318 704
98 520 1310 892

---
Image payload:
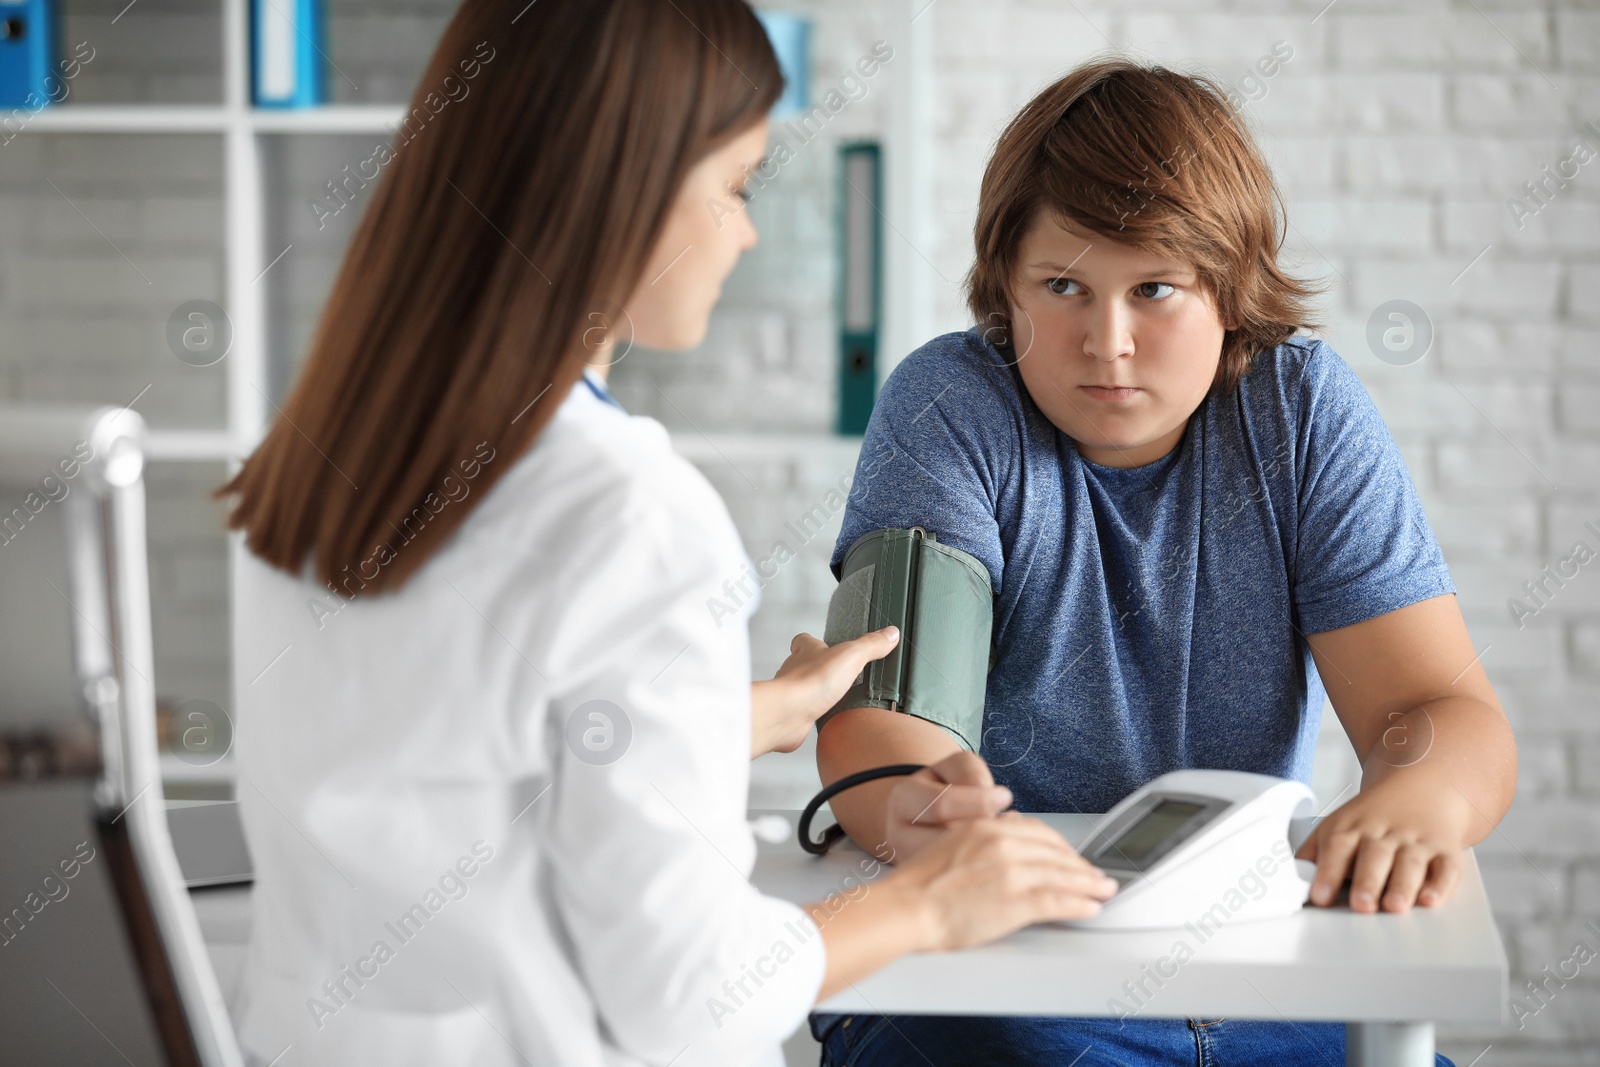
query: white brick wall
885 4 1596 1063
4 1 1597 1062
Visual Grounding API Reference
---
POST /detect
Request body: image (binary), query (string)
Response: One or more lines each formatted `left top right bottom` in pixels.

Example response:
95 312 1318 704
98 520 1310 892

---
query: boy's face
1007 213 1230 469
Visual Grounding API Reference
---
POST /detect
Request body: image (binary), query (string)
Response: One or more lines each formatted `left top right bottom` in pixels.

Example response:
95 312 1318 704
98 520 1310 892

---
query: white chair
0 405 244 1067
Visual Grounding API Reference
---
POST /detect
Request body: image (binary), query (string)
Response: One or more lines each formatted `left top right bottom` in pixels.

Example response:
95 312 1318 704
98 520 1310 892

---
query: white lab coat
231 371 825 1067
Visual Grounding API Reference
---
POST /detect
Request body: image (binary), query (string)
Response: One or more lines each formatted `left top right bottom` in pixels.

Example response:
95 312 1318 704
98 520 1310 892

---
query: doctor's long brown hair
219 0 782 596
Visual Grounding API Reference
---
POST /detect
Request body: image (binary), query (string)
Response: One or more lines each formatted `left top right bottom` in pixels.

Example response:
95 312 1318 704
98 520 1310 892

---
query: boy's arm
1300 592 1517 914
816 707 1013 863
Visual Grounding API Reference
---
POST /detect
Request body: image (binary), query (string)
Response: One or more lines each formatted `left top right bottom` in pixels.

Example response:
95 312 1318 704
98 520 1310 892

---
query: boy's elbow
816 706 965 783
816 706 876 784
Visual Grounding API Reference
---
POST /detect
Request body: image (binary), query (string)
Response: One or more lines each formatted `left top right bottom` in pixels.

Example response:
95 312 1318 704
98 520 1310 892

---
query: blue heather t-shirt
830 328 1456 815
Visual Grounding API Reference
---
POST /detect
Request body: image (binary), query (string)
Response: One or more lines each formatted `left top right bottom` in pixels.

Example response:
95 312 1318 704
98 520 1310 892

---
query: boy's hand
1295 776 1474 913
1298 597 1517 915
750 627 899 758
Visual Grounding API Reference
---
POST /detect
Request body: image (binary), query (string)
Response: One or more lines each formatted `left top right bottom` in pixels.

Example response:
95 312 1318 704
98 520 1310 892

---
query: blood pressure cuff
816 527 993 751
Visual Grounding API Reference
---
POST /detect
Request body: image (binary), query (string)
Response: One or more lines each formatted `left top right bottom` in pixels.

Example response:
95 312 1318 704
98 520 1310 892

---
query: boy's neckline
1072 423 1190 475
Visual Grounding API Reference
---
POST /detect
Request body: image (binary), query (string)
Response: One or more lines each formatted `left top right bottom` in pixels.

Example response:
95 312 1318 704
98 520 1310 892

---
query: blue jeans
810 1014 1459 1066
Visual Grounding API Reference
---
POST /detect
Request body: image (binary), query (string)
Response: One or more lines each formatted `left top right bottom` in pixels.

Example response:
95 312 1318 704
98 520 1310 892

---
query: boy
811 58 1514 1067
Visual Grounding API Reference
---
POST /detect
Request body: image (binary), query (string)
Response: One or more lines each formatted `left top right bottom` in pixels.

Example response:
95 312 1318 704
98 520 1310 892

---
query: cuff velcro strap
817 527 993 751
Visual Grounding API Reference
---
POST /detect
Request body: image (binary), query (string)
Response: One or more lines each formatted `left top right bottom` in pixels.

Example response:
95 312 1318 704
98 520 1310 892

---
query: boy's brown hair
965 56 1325 396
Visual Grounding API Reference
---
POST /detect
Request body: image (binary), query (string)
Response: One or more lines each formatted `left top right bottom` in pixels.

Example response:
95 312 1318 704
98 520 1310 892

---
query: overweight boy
810 57 1513 1067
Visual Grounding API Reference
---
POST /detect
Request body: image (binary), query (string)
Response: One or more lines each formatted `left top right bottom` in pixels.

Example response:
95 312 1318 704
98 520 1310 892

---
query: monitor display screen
1102 798 1207 868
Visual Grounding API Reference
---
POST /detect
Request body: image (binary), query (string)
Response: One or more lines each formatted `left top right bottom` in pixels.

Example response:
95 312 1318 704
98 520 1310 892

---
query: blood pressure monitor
1067 769 1319 930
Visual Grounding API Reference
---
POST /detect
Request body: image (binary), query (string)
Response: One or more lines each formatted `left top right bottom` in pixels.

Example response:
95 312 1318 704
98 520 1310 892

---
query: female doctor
219 1 1116 1064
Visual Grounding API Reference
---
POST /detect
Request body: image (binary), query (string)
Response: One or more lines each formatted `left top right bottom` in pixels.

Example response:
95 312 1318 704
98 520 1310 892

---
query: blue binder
755 11 809 120
0 0 57 110
252 0 324 108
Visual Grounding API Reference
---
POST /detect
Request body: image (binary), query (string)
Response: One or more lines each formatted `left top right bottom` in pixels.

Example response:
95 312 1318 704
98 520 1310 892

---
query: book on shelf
0 0 57 110
253 0 325 109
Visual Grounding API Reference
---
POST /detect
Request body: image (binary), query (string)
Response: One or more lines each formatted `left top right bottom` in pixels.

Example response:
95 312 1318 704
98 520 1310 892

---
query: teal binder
837 142 882 435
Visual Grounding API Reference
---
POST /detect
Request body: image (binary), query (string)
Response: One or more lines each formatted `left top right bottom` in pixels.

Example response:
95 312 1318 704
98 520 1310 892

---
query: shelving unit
23 38 406 466
17 0 938 796
18 4 409 789
21 102 405 133
18 0 938 459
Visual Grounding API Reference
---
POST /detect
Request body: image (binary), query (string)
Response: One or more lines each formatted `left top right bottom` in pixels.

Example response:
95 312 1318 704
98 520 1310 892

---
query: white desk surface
750 811 1509 1025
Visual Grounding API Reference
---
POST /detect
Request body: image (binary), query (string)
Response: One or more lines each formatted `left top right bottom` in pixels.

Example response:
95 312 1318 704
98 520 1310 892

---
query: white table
749 811 1509 1067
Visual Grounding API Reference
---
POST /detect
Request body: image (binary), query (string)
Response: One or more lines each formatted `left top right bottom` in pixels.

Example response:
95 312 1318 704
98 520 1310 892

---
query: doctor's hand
805 810 1116 1002
749 627 900 759
893 813 1118 951
883 751 1016 864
